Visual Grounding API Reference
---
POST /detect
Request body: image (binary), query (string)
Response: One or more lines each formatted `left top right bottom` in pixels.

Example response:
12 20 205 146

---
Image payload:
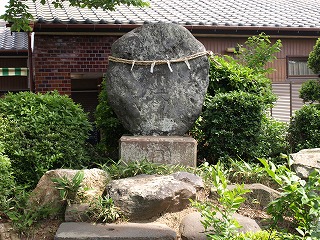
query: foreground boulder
106 22 209 136
290 148 320 178
28 168 109 214
106 173 199 220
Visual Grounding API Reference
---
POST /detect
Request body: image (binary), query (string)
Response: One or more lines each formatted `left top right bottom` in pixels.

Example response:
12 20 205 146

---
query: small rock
179 211 261 240
290 148 320 179
64 203 90 222
228 183 280 208
0 223 19 240
170 171 204 190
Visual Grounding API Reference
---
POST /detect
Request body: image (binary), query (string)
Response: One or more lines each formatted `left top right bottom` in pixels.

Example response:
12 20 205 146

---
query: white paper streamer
167 60 173 72
184 60 191 69
130 60 135 71
150 62 156 73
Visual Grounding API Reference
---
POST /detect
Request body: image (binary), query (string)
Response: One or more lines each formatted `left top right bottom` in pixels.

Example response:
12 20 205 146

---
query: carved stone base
119 136 197 167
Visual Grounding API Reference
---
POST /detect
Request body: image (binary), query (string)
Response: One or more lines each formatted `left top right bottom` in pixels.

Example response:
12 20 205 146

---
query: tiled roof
25 0 320 28
0 21 28 51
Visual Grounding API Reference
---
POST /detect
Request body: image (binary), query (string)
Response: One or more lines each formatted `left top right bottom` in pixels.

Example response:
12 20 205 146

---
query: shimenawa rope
108 51 211 73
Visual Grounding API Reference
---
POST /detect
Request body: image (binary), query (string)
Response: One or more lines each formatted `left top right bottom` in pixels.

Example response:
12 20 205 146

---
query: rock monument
106 22 209 166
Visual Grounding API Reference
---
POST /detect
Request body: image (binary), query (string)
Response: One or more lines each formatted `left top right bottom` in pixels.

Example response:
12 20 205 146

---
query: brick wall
33 35 118 95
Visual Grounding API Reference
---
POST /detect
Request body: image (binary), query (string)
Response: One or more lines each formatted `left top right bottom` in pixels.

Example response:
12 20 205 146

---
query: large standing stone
106 22 209 136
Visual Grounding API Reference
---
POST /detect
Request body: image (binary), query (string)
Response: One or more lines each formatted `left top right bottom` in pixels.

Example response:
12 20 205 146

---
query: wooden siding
271 82 306 122
197 37 317 83
198 37 316 122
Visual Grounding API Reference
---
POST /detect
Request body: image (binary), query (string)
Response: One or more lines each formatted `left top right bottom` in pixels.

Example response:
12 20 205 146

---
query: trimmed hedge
199 91 264 161
0 91 92 187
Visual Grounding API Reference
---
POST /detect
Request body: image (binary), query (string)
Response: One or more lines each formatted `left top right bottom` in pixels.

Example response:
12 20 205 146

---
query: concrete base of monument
119 135 197 167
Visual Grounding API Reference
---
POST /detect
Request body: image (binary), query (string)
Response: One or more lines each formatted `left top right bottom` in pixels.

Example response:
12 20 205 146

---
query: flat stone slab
119 135 197 166
55 222 176 240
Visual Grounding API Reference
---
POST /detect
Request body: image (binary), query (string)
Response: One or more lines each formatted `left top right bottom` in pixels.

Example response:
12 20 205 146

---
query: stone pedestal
119 136 197 167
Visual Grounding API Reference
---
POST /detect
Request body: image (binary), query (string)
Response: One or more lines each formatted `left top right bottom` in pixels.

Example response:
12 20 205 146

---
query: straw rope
108 51 211 73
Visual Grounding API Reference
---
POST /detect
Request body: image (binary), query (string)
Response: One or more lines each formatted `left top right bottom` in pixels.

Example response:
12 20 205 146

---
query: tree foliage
308 37 320 74
235 33 282 74
1 0 149 32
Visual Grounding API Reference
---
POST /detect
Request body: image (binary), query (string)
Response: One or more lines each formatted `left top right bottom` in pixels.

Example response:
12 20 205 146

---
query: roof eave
32 23 320 37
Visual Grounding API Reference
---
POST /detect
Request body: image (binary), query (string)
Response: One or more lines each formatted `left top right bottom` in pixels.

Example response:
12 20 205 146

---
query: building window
287 57 316 77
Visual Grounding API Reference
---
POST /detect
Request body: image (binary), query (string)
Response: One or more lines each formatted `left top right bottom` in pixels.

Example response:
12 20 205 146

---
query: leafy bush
198 91 264 162
192 162 250 239
235 230 279 240
0 143 15 212
192 36 286 163
308 37 320 74
257 116 289 160
95 79 128 159
287 104 320 152
260 159 320 239
208 55 276 108
87 196 124 223
299 80 320 103
4 187 55 237
225 159 275 187
0 91 92 187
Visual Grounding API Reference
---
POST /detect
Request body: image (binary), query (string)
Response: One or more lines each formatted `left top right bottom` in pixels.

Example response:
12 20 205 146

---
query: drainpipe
28 31 34 92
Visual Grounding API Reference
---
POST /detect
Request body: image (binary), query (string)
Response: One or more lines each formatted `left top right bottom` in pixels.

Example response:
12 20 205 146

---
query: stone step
54 222 177 240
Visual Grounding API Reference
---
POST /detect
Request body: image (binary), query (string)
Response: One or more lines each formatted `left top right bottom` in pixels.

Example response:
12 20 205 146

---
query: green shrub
198 91 264 162
256 116 289 160
192 40 284 163
208 55 276 108
87 196 124 223
299 80 320 103
287 104 320 152
192 162 250 239
0 91 92 188
0 143 15 212
260 159 320 239
235 230 279 240
95 79 128 159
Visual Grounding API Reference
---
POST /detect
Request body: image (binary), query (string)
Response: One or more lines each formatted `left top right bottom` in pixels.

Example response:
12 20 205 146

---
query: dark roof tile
25 0 320 29
0 23 28 51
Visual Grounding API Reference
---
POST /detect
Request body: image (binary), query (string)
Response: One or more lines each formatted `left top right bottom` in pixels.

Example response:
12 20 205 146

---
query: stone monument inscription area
106 22 209 166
